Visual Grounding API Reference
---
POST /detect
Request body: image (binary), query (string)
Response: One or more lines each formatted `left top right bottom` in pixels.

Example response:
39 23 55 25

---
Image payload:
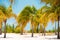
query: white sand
0 33 59 40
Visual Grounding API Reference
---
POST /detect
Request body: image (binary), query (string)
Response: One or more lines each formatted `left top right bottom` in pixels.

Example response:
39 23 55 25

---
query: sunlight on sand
0 33 59 40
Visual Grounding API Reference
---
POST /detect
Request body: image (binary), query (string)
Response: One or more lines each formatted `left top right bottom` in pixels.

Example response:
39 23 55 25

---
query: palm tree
0 5 7 36
55 20 56 35
58 16 60 39
41 0 60 39
0 5 5 35
30 6 37 37
39 5 50 36
3 0 16 38
3 5 16 38
16 6 32 35
55 7 60 39
36 8 43 34
40 13 49 36
16 6 37 37
40 0 57 36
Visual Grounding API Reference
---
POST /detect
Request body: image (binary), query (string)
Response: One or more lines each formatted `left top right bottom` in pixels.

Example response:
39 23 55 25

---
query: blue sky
0 0 58 30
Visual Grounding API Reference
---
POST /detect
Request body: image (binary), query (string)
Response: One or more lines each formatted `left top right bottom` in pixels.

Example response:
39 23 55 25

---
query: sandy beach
0 33 59 40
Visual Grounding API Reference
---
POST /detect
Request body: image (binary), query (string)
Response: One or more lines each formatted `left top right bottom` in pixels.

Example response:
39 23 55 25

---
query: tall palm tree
0 5 7 36
55 7 60 39
3 5 16 38
33 11 41 33
58 16 60 39
16 6 37 37
3 0 16 38
40 13 49 36
36 8 43 34
41 0 60 39
30 6 37 37
0 5 6 35
16 6 32 35
39 5 50 36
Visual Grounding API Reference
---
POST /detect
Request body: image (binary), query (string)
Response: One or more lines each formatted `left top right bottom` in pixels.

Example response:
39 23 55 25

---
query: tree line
0 0 60 38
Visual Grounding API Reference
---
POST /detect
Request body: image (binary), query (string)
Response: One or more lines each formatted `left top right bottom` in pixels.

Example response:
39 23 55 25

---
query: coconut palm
40 13 49 36
33 11 41 33
0 5 7 36
0 5 16 38
3 0 16 38
16 6 37 37
30 6 37 37
41 0 60 39
41 6 58 36
37 5 51 36
36 8 43 34
55 7 60 39
16 6 32 35
0 5 6 34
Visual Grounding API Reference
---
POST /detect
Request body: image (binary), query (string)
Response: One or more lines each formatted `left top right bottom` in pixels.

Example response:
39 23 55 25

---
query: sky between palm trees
0 0 58 30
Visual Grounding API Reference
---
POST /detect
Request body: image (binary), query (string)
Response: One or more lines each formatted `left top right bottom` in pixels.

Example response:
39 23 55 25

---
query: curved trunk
20 23 24 35
4 20 7 38
0 22 2 35
20 22 26 35
20 28 23 35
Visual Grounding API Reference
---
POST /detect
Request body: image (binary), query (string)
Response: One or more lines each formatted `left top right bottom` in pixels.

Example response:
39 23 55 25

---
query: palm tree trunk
44 27 46 36
37 27 38 33
0 29 2 35
32 25 34 37
42 24 46 36
37 23 39 33
4 20 7 38
12 24 14 33
0 22 2 35
57 16 60 39
21 30 23 35
55 20 56 35
21 27 23 35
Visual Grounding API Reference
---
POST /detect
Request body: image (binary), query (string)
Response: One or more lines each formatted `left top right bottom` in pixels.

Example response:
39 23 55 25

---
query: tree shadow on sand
0 37 13 39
